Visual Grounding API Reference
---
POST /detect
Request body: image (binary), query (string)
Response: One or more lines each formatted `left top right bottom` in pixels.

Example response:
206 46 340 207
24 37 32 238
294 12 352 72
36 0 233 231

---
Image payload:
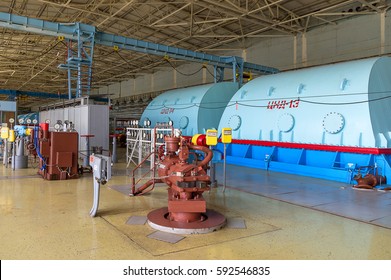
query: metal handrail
131 151 156 195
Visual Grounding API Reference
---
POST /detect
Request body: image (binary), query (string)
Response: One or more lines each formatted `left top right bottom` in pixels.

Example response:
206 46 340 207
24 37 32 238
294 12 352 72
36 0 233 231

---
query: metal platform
215 163 391 229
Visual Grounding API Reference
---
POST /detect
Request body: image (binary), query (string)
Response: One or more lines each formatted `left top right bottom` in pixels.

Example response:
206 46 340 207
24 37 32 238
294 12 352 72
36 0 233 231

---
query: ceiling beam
0 12 279 75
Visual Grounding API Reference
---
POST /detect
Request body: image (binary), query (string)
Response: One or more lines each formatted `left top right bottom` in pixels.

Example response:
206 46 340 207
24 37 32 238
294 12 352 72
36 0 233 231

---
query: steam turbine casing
218 57 391 148
140 82 238 135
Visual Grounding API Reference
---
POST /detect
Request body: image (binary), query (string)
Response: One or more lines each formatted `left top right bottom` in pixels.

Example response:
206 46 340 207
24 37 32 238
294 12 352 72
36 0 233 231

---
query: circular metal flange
228 115 242 131
179 116 189 129
147 207 226 234
322 112 345 134
277 113 295 132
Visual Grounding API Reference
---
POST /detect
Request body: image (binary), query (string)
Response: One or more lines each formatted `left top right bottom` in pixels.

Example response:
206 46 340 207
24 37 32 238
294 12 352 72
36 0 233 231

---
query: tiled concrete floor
1 156 391 259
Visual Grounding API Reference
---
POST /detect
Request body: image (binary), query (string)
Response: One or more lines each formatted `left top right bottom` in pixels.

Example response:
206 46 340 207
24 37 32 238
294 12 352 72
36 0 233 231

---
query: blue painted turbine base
215 143 391 186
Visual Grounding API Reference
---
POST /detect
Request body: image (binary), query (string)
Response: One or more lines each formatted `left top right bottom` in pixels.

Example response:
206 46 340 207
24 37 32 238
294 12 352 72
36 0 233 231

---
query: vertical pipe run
301 33 307 67
112 136 117 163
12 142 15 171
208 145 217 188
381 11 386 55
223 143 227 193
3 139 7 166
83 137 90 167
67 39 72 99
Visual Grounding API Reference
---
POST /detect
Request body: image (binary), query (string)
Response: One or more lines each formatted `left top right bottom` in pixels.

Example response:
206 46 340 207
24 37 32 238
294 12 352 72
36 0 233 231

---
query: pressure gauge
26 119 32 124
135 120 139 126
18 119 24 124
9 118 14 124
54 123 61 130
144 118 151 127
32 119 38 125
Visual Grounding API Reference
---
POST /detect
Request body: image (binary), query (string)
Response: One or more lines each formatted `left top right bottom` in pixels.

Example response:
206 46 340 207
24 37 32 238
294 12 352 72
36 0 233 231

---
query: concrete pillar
380 11 386 55
301 33 307 67
293 35 298 69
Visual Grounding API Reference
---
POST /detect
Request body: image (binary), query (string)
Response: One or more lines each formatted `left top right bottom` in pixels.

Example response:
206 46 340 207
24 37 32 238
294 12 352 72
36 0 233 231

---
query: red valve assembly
131 134 226 234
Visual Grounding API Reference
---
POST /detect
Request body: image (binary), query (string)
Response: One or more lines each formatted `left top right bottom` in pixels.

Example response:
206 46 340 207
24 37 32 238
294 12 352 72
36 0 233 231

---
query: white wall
246 35 295 70
93 12 391 99
306 14 382 66
153 68 174 91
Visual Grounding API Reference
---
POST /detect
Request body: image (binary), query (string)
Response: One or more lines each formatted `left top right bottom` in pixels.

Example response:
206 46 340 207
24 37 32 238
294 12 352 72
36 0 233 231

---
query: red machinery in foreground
132 134 226 234
33 123 79 180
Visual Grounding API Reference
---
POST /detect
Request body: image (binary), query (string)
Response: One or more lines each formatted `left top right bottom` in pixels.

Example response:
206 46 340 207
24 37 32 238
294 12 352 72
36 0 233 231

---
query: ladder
59 23 95 99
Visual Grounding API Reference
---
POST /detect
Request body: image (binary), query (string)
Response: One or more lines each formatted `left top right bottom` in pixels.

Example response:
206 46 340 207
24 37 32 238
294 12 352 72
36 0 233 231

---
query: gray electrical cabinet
39 102 109 152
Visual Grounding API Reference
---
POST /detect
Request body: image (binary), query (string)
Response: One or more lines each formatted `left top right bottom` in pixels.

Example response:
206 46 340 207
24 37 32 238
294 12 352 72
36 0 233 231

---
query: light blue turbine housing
217 57 391 184
219 57 391 147
140 82 238 136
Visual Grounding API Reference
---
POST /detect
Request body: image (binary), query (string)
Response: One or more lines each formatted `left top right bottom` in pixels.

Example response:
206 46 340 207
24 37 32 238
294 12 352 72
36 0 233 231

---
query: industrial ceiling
0 0 389 110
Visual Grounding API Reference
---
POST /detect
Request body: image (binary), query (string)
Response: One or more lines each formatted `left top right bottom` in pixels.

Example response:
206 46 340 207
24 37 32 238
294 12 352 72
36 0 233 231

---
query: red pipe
189 144 213 168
